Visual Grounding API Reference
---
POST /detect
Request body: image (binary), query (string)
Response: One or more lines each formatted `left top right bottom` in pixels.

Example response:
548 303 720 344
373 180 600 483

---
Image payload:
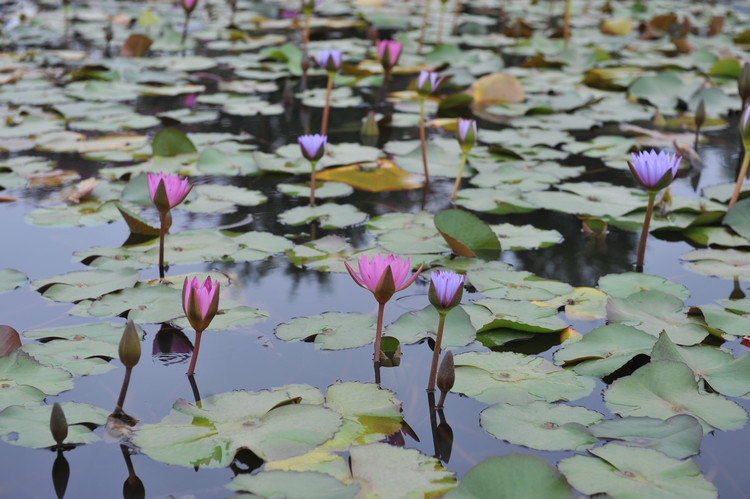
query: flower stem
321 72 334 136
563 0 571 49
303 12 311 47
374 302 385 363
115 366 132 411
181 12 190 46
636 191 656 271
437 2 446 46
377 69 390 108
186 329 203 376
427 312 447 392
158 212 166 279
417 0 433 54
309 160 318 206
729 150 750 208
419 97 430 183
451 152 468 201
451 0 462 35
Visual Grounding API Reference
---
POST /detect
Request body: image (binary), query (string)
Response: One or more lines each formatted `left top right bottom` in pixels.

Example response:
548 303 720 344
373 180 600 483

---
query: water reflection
51 449 69 499
120 444 145 499
427 391 454 464
152 324 193 366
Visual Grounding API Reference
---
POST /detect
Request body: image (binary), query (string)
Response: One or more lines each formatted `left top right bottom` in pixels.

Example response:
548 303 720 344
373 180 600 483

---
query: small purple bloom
456 118 477 153
315 50 342 72
628 149 681 191
377 40 403 71
298 134 327 162
429 270 465 310
417 70 445 97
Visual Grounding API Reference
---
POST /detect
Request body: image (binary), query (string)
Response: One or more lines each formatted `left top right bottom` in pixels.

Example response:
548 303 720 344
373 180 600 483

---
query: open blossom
377 40 403 71
182 276 220 333
345 254 422 304
417 70 445 97
456 119 477 154
628 150 681 192
429 270 465 312
147 172 193 214
315 50 342 72
298 134 327 162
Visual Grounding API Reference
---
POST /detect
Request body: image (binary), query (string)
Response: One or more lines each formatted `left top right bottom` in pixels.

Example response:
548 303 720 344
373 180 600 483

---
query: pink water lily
377 40 403 71
628 150 680 192
182 276 220 376
182 0 197 13
315 50 342 72
147 172 193 214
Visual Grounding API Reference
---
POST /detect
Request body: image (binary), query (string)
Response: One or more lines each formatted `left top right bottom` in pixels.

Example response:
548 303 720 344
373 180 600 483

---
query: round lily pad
275 312 376 350
0 402 109 448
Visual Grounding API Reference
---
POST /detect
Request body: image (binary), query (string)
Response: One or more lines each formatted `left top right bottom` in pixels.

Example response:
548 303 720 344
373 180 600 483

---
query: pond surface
1 0 750 497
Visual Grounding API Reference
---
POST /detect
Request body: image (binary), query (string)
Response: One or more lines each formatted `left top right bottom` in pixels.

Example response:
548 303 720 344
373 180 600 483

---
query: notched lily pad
0 402 109 448
275 312 377 351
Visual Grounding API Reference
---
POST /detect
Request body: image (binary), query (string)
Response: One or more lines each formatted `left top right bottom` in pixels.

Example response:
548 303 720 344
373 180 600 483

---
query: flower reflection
152 324 193 365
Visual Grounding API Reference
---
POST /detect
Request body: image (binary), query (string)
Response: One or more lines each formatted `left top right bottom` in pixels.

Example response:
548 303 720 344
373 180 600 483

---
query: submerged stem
451 152 468 200
636 191 657 271
729 150 750 208
419 97 430 183
427 312 447 392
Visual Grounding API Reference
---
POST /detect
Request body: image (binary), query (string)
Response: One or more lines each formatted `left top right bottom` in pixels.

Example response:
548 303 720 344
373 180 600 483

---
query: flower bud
436 350 455 395
118 320 141 369
741 105 750 151
694 98 705 130
50 402 68 447
456 119 477 154
739 62 750 106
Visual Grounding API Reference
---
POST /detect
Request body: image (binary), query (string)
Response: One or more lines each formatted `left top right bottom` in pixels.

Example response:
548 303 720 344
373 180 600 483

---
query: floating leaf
20 339 116 376
682 249 750 280
31 268 140 303
0 326 21 358
481 401 602 451
467 266 572 301
533 287 608 321
0 269 26 294
0 402 109 448
278 203 368 229
598 272 690 300
151 128 197 157
133 385 341 468
604 360 747 433
468 298 569 333
445 454 574 499
589 415 703 460
470 73 525 113
453 351 595 404
490 223 562 250
0 351 73 409
434 209 501 259
316 159 422 192
384 306 475 348
275 312 377 351
227 470 359 499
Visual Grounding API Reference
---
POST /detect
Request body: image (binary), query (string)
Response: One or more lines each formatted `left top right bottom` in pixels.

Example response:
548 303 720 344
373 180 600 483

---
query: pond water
1 0 750 497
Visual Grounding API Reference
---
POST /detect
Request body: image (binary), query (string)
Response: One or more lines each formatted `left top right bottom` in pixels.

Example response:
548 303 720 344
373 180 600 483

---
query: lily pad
452 351 596 404
590 415 703 460
468 298 569 333
0 269 27 294
133 385 341 468
315 159 423 192
490 223 562 250
467 267 573 301
0 402 109 448
0 351 73 407
31 268 140 303
603 360 747 433
20 338 117 376
558 443 717 499
152 128 197 157
384 305 476 348
682 249 750 280
434 209 501 259
275 312 377 351
227 470 359 499
445 454 574 499
598 272 690 300
481 401 602 451
278 203 368 229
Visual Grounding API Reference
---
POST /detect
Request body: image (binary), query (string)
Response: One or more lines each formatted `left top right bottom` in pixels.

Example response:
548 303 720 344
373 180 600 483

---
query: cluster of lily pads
2 0 750 497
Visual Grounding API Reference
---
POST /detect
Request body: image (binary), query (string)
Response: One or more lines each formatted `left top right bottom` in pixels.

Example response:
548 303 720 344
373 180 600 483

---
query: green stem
186 329 203 376
427 312 447 392
158 212 166 279
636 191 656 271
451 152 468 201
321 72 334 136
310 160 317 207
374 302 385 363
115 366 132 411
417 0 432 54
419 97 430 183
729 150 750 208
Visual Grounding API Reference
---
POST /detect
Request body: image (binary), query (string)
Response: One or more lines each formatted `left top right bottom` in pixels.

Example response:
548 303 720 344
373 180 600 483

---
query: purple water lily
628 149 681 192
315 49 342 72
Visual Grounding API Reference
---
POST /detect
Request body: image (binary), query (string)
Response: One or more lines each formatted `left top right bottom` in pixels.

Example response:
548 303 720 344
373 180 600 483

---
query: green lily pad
182 184 266 214
524 182 644 218
278 182 354 199
0 269 27 294
650 331 750 397
275 312 377 351
558 443 717 499
86 284 182 323
384 305 475 348
453 351 596 404
723 197 750 240
0 351 73 405
604 360 747 433
287 235 356 273
25 200 128 228
481 401 602 451
434 209 501 259
554 324 656 377
152 128 197 157
682 249 750 280
227 470 359 499
20 338 117 376
490 223 562 250
606 291 708 345
445 454 574 499
598 272 691 300
467 266 572 301
682 226 750 247
279 203 368 229
22 322 136 345
628 72 686 110
698 304 748 339
0 402 109 448
533 287 608 321
133 384 341 468
468 298 569 334
31 268 140 303
589 414 703 460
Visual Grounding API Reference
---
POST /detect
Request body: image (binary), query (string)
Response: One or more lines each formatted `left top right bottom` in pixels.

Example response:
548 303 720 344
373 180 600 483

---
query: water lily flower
315 49 342 73
183 276 220 376
181 0 198 14
298 134 327 206
741 104 750 151
147 172 193 215
301 0 321 15
627 150 681 271
417 70 445 98
628 149 680 193
377 39 403 72
345 254 423 363
730 105 750 208
427 270 464 392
